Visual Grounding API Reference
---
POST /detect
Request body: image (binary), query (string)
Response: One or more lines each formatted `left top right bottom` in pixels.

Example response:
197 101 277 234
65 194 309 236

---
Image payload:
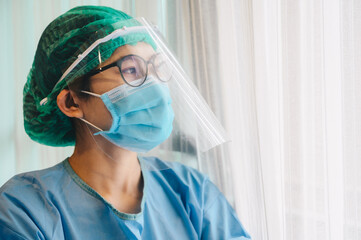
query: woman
0 6 251 239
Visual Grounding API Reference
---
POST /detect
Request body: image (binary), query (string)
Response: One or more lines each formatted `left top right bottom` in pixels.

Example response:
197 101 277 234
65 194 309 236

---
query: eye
122 67 137 75
119 55 147 83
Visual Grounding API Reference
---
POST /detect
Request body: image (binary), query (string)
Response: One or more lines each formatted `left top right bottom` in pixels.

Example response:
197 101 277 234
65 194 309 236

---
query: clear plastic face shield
49 18 228 169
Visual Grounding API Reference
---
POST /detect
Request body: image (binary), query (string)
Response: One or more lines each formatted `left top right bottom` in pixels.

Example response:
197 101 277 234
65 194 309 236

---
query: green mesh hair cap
23 6 154 146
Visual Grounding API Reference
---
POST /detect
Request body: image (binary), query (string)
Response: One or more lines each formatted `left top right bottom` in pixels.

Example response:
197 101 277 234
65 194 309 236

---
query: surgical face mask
80 77 174 152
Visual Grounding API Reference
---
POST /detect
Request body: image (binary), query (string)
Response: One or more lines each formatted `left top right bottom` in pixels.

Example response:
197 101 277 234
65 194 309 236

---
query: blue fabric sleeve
200 179 251 240
0 222 30 240
0 175 48 240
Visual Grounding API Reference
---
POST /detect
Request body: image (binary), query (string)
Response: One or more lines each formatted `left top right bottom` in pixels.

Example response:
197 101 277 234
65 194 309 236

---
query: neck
68 128 143 213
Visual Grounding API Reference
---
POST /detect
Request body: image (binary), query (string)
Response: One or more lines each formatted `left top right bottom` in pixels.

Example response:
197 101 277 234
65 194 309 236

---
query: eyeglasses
85 53 173 87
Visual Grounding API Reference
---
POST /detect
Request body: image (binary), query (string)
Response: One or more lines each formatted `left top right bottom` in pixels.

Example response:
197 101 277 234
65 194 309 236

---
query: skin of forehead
99 42 156 68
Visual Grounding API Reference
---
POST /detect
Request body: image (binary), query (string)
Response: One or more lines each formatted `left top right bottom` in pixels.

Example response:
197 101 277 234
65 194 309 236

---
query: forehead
99 42 156 67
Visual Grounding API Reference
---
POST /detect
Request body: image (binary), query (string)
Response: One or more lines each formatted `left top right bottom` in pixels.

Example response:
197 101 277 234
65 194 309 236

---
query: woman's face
76 42 156 131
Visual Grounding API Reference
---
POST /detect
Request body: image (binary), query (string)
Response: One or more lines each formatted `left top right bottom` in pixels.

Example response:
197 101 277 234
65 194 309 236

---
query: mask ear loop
75 86 119 160
73 46 118 161
81 117 117 161
81 117 148 172
78 117 103 132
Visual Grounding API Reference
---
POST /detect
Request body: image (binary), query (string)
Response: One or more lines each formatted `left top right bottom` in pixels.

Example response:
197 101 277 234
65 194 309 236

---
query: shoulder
141 156 221 206
142 157 242 236
0 161 67 239
0 160 66 197
141 156 210 186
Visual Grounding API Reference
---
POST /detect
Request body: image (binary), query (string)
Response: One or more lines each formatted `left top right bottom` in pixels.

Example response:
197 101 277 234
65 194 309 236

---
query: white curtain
211 0 361 239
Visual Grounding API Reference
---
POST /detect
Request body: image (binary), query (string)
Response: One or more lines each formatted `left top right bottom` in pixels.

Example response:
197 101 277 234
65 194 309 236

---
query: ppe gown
0 157 251 239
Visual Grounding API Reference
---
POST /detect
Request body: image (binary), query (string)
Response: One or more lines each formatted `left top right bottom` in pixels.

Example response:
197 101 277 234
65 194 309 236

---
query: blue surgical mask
80 77 174 152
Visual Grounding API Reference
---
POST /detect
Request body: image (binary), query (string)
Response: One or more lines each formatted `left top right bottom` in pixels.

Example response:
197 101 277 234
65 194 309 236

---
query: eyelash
122 67 137 74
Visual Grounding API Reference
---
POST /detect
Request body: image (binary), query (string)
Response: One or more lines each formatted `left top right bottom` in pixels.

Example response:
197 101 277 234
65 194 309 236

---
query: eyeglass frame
83 53 170 87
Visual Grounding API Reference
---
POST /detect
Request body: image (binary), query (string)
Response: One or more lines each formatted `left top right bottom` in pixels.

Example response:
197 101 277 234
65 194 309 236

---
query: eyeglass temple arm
85 62 118 78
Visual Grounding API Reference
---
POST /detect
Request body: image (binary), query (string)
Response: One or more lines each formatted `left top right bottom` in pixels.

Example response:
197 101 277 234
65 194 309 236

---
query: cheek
83 98 113 130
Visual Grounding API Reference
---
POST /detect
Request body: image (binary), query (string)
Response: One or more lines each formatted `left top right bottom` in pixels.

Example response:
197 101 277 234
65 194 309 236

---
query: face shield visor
43 18 228 167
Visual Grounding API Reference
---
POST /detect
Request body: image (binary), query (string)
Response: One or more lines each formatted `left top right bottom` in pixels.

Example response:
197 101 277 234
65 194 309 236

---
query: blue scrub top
0 157 251 239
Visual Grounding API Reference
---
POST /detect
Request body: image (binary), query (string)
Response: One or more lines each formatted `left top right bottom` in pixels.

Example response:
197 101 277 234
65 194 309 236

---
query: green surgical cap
23 6 154 146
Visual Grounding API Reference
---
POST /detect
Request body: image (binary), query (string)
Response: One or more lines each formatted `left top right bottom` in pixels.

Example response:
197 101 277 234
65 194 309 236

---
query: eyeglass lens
118 54 172 87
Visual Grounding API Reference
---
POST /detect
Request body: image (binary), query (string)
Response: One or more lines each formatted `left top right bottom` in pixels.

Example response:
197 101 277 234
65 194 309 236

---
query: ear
57 89 83 118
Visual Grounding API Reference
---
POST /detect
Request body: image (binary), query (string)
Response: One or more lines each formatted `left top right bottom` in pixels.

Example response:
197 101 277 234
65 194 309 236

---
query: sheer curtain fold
341 1 361 239
214 0 268 239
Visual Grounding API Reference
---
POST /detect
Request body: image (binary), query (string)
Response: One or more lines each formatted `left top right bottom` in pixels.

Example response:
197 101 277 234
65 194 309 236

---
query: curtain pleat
341 1 361 239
